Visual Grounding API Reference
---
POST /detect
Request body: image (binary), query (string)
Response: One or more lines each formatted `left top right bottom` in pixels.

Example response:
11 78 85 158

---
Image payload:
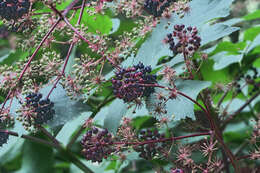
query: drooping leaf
16 137 54 173
56 111 91 146
103 99 127 134
246 34 260 54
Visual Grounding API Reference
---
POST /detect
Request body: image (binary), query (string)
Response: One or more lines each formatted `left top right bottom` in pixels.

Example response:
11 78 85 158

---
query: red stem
46 0 86 99
113 132 211 145
177 91 239 172
46 42 74 99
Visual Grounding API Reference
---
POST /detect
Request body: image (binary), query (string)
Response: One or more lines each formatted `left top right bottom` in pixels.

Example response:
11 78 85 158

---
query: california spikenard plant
0 0 260 172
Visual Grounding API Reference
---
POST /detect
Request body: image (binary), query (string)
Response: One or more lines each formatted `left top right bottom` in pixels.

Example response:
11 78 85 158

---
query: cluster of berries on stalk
17 93 55 129
25 93 55 124
144 0 176 17
133 129 169 160
0 0 30 21
112 62 157 103
0 131 9 147
166 24 201 56
234 67 260 95
81 127 115 163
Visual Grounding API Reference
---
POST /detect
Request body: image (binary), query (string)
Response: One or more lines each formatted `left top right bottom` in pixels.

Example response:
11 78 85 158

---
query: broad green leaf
200 59 232 84
56 111 91 146
223 122 252 143
221 98 251 114
244 9 260 21
0 49 29 65
146 80 211 121
244 26 260 41
71 8 113 34
211 52 243 70
103 99 127 134
41 83 92 128
15 138 54 173
0 48 10 63
246 34 260 54
134 0 237 68
110 18 120 34
253 58 260 68
110 17 137 36
209 41 247 56
200 23 239 45
0 138 23 166
56 0 73 10
210 41 251 70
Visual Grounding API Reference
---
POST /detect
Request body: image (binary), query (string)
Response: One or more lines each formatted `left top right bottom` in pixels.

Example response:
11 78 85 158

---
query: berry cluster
234 67 259 95
81 127 115 163
0 0 30 21
166 24 201 56
112 62 157 103
24 93 55 125
0 131 9 147
144 0 175 17
133 129 168 160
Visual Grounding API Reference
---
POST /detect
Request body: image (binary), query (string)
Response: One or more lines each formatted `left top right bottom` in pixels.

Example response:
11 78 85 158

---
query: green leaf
56 112 91 146
209 40 252 70
16 137 54 173
200 59 232 84
71 8 113 34
246 34 260 54
56 0 73 10
200 23 239 45
41 84 92 128
0 138 23 166
146 80 211 121
244 26 260 41
223 122 252 143
253 58 260 68
0 49 29 65
209 41 247 56
65 46 77 76
103 99 127 134
211 52 243 70
244 9 260 21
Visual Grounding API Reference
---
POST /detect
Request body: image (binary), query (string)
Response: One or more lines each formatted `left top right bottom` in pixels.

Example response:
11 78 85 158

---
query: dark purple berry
112 62 157 102
167 24 201 56
81 128 115 162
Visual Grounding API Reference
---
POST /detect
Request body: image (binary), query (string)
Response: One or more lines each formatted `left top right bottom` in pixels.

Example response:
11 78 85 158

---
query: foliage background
0 0 260 172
